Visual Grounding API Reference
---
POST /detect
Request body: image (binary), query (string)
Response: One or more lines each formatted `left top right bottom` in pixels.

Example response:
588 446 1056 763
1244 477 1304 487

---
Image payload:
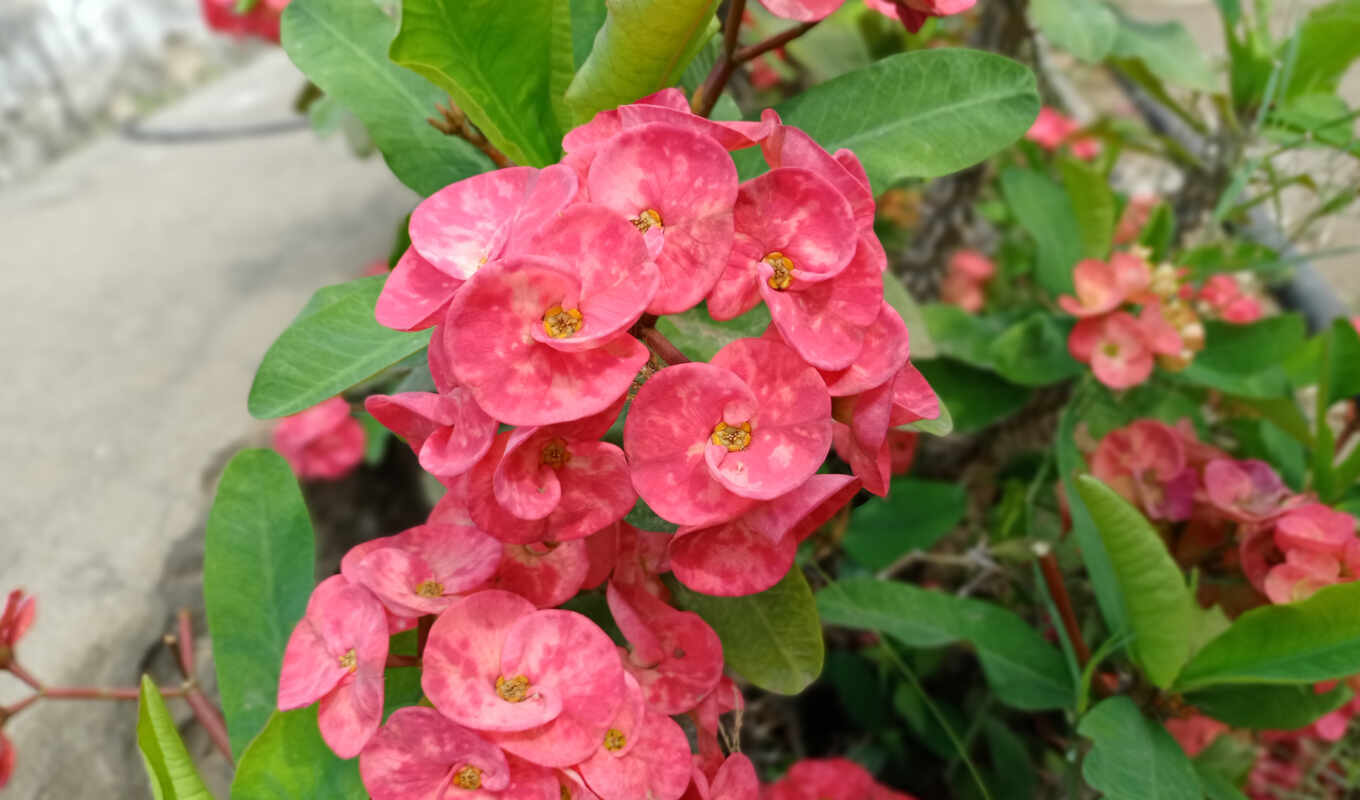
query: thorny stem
428 101 515 169
1036 546 1091 668
692 1 822 117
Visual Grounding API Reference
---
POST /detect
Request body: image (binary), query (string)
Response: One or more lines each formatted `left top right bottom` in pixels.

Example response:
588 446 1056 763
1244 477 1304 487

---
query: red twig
41 686 188 701
8 661 44 691
733 21 818 62
640 327 691 365
692 0 748 117
169 608 235 765
427 101 515 169
1037 547 1091 668
417 615 435 658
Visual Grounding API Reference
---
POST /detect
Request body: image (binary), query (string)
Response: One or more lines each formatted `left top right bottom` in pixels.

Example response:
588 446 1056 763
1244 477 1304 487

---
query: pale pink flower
1203 459 1295 524
339 522 502 618
0 589 35 661
757 111 875 231
272 396 366 481
358 706 513 799
1026 107 1100 160
606 583 723 714
939 249 995 312
755 0 844 21
1058 254 1150 318
1069 312 1155 389
364 388 496 481
576 675 693 800
1114 195 1159 246
1091 419 1192 521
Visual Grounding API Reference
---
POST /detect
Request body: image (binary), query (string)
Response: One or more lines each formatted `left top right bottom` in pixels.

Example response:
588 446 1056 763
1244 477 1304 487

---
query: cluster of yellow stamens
542 306 584 338
453 765 483 790
711 421 752 452
496 674 531 702
603 728 627 752
540 438 572 469
337 648 357 673
763 252 794 290
630 208 663 233
415 579 444 598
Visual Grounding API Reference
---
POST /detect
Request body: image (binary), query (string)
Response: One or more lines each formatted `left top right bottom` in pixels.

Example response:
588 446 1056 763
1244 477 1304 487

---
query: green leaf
988 313 1083 387
843 478 967 570
204 450 315 758
1283 0 1360 99
569 0 609 70
137 676 214 800
1194 733 1257 794
1327 315 1360 404
1185 682 1352 729
1030 0 1119 62
1059 157 1115 260
1076 475 1192 688
920 304 1008 368
984 720 1038 800
915 359 1032 434
624 497 679 533
565 0 719 125
1109 10 1218 92
1000 167 1083 296
1178 315 1307 398
231 708 365 799
1138 201 1176 262
1078 696 1202 800
654 304 771 363
769 49 1040 191
248 276 432 419
280 0 490 196
1176 582 1360 689
666 567 824 695
900 400 953 437
817 577 1074 710
391 0 565 167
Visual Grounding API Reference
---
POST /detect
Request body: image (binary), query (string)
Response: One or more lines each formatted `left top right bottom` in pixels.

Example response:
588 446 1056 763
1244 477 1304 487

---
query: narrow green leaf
231 709 365 799
985 719 1038 800
248 276 432 419
817 577 1074 710
1327 315 1360 404
1185 682 1352 729
1176 581 1360 689
280 0 490 196
1078 696 1202 800
666 567 824 695
843 478 967 570
1059 157 1115 260
1076 475 1192 688
137 676 214 800
988 313 1083 387
1030 0 1119 61
204 450 315 757
548 0 576 133
391 0 565 167
565 0 720 124
1000 167 1083 296
769 49 1040 190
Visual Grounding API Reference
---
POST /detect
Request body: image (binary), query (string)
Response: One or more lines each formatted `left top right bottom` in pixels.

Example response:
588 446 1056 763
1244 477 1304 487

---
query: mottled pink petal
496 428 565 521
578 710 693 800
726 168 857 287
706 234 766 321
832 379 894 496
317 665 385 759
670 515 797 597
582 524 621 590
1275 504 1356 555
889 363 940 427
359 707 511 800
755 0 844 23
550 441 638 540
277 575 388 712
491 540 590 608
272 397 365 481
710 755 760 800
1059 259 1130 318
1204 459 1294 523
365 388 496 479
427 325 459 394
501 755 562 800
347 521 503 617
759 111 875 229
762 231 883 370
375 246 463 331
816 302 911 396
607 584 724 714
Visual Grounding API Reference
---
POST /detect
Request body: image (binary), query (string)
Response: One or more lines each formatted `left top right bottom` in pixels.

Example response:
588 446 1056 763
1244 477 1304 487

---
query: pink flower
754 0 844 21
757 111 875 231
625 338 832 526
442 205 655 426
465 400 635 543
0 589 35 664
1068 312 1155 389
575 675 693 800
1262 503 1360 604
606 583 724 714
585 123 738 314
888 430 919 476
272 396 366 480
610 524 674 601
1091 420 1193 521
1058 254 1151 318
939 249 995 312
377 165 578 331
832 380 897 496
200 0 288 42
1274 504 1357 555
488 540 591 608
422 590 626 767
1264 549 1341 604
358 706 516 799
1025 107 1101 159
339 522 503 618
364 388 497 481
864 0 975 32
1198 274 1263 324
1203 459 1295 524
1165 715 1228 757
1114 195 1159 246
767 758 917 800
781 300 909 399
0 732 13 790
669 474 859 596
764 232 886 370
690 754 760 800
277 575 389 758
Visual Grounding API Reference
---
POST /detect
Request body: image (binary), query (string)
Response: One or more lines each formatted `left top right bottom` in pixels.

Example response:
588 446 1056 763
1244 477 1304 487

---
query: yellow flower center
711 421 752 452
540 438 572 469
603 727 627 751
496 674 531 702
337 648 357 673
763 252 794 290
453 765 483 790
415 579 444 598
631 208 663 233
543 305 584 338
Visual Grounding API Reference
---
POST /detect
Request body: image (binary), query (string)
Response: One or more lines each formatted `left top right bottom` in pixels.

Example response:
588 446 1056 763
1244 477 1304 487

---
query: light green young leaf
248 276 432 419
666 567 823 695
137 676 214 800
1076 475 1192 688
204 450 315 757
1030 0 1119 62
1059 157 1115 260
1078 696 1202 800
280 0 490 196
565 0 720 125
1000 167 1083 296
391 0 566 167
883 269 937 359
231 709 365 799
1283 0 1360 99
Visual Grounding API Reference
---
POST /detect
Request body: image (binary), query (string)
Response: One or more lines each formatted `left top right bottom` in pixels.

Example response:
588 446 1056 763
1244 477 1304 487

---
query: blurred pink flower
1026 107 1101 160
271 397 365 481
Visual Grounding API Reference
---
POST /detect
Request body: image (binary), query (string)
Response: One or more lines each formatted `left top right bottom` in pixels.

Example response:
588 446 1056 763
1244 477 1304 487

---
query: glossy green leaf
1178 315 1306 398
1109 10 1218 92
654 304 771 363
1030 0 1119 62
988 313 1083 387
1000 167 1082 296
1185 682 1352 729
770 49 1040 190
1078 696 1202 800
1060 157 1115 260
248 276 432 419
138 676 214 800
391 0 565 167
204 450 315 757
569 0 609 70
624 497 679 533
666 567 823 695
817 577 1073 710
1283 0 1360 99
843 478 967 570
915 359 1031 434
565 0 719 124
920 304 1007 368
280 0 490 196
1076 475 1192 688
231 708 365 799
1176 581 1360 689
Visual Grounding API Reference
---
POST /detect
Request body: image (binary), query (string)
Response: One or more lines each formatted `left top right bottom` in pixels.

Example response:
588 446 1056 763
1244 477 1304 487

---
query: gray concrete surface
0 50 417 797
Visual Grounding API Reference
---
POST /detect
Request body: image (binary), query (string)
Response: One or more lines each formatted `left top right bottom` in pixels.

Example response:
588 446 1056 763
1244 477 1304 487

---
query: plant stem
8 660 44 691
693 0 748 117
733 21 818 63
41 686 187 700
168 608 235 765
386 653 421 668
640 326 691 365
427 101 514 168
1036 546 1091 668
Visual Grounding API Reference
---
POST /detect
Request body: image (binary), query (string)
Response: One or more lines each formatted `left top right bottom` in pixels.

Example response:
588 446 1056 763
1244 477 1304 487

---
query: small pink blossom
888 363 941 427
1203 459 1295 524
1058 254 1151 318
1026 107 1101 160
200 0 287 42
1114 195 1159 246
610 524 674 601
606 583 724 714
0 732 12 790
277 575 389 758
364 388 496 481
832 379 896 496
0 589 35 660
1091 419 1191 521
576 675 693 800
625 338 832 526
813 301 911 397
339 522 502 618
754 0 843 21
374 246 464 332
1274 503 1357 555
767 758 917 800
358 706 512 799
1069 312 1155 389
757 111 875 231
272 397 366 481
939 249 995 312
488 540 591 608
864 0 975 31
1198 274 1263 324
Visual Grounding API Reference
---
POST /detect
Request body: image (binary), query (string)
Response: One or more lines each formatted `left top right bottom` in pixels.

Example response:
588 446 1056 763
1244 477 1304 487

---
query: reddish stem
8 661 44 691
417 615 435 658
1038 549 1091 668
41 686 188 701
733 21 818 62
167 608 236 765
641 327 691 365
175 608 196 677
692 0 748 117
386 653 421 668
3 694 40 716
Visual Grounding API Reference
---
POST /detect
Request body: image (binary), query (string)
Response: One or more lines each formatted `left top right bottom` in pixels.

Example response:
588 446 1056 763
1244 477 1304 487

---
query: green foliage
666 567 824 695
231 709 365 799
1078 696 1202 800
817 577 1074 710
569 0 609 70
137 676 213 800
1029 0 1118 62
655 304 772 363
1059 157 1115 260
248 276 432 419
842 478 967 570
1076 475 1192 688
204 450 315 757
988 313 1084 387
1108 10 1218 92
1194 734 1257 799
1000 167 1082 296
1177 315 1307 398
1185 682 1353 729
1282 0 1360 100
565 0 720 124
1176 582 1360 689
280 0 490 196
768 50 1040 190
914 359 1032 434
391 0 566 167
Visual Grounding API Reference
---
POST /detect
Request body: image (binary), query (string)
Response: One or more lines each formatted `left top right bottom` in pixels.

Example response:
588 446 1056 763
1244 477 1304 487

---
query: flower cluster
1089 418 1360 606
199 0 288 43
278 90 931 798
757 0 974 32
1025 107 1100 161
